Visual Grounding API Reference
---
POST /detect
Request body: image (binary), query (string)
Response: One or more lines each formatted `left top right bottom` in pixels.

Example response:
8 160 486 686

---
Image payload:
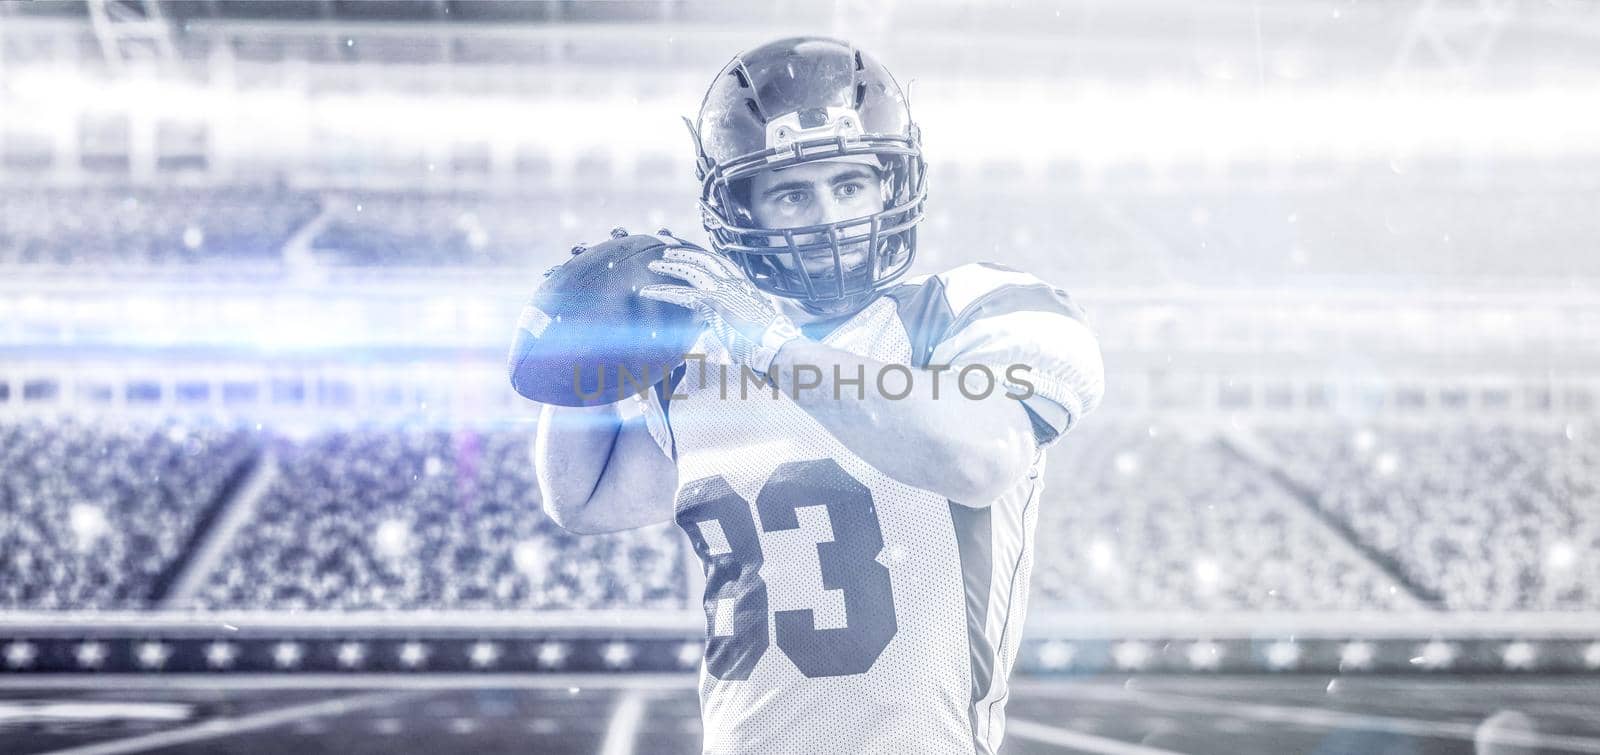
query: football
508 229 703 407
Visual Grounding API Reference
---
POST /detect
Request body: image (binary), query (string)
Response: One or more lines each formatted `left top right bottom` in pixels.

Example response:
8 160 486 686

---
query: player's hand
638 247 801 377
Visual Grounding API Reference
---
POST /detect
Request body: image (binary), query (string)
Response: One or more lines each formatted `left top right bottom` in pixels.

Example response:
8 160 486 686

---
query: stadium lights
1413 640 1458 670
335 641 367 669
1500 642 1537 670
1338 641 1376 671
1111 640 1152 671
204 641 238 669
1086 539 1117 573
535 641 568 669
467 641 501 669
397 641 430 669
676 641 702 669
271 641 304 669
3 641 37 670
7 634 1600 675
1037 640 1075 671
600 641 635 669
74 641 108 669
1186 640 1223 671
134 641 171 670
134 639 170 668
1265 640 1301 671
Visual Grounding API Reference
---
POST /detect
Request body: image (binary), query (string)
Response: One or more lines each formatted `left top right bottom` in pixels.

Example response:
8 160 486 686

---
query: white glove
639 247 802 377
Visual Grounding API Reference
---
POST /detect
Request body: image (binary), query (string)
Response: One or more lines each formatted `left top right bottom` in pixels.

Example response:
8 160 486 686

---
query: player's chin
799 248 870 279
803 291 875 316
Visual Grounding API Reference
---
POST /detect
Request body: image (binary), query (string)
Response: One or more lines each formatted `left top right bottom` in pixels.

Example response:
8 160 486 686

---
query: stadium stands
193 427 687 611
2 418 1594 614
1257 423 1600 611
1031 422 1419 612
0 188 320 266
7 169 1597 287
0 420 255 608
0 186 696 269
306 191 699 268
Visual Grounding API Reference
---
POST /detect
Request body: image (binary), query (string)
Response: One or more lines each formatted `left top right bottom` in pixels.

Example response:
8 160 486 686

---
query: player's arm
766 339 1037 503
533 397 677 534
641 251 1104 504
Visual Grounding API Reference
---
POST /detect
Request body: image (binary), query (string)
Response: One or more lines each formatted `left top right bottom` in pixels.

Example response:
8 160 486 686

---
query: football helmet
689 37 927 309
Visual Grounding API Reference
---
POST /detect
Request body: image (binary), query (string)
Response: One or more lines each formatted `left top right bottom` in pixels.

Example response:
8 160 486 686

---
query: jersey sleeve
633 361 684 460
923 262 1105 448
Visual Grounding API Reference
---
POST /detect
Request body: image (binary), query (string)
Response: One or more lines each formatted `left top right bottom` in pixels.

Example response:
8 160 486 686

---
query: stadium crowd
1259 423 1600 611
0 188 319 266
194 427 687 611
1032 422 1418 612
8 177 1592 287
308 190 697 268
2 419 1595 614
0 187 694 269
0 420 255 608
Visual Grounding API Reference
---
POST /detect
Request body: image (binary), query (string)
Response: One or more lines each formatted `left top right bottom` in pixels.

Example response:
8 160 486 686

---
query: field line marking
0 673 698 691
0 701 193 723
599 689 650 755
1020 683 1600 753
1007 718 1188 754
1023 678 1600 718
32 690 425 755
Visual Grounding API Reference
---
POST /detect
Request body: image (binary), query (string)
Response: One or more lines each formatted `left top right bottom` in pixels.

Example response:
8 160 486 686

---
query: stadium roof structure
2 1 724 25
6 0 1598 85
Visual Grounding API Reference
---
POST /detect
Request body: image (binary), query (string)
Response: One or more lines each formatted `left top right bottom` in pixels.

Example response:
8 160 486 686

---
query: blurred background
1 1 1599 753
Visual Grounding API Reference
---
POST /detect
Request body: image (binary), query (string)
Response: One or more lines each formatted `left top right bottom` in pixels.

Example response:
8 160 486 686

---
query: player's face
747 159 884 280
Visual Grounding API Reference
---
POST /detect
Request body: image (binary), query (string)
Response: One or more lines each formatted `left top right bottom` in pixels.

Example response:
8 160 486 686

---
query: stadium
1 1 1599 753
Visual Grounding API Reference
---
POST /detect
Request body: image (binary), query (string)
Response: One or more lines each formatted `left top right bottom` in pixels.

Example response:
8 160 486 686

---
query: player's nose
816 195 854 226
788 197 854 250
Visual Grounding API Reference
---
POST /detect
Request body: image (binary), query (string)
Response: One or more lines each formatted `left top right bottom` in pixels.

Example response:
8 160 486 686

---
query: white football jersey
648 262 1104 755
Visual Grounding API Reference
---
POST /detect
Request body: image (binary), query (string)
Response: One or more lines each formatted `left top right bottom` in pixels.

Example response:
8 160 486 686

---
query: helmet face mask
691 38 927 311
714 152 922 301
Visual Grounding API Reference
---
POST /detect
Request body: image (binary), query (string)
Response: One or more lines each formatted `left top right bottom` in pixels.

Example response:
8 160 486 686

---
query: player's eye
775 190 810 211
835 182 864 200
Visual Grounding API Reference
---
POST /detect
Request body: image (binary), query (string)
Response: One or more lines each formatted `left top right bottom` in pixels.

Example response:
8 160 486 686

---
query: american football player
531 37 1104 755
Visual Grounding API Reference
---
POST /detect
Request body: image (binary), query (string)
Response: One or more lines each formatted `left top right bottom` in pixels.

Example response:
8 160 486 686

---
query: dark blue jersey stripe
1021 402 1063 447
885 276 957 369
